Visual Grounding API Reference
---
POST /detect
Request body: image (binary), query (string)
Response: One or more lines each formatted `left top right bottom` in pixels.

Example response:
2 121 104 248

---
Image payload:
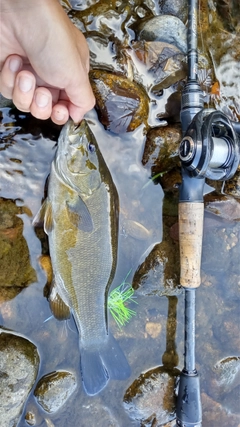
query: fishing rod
176 0 240 425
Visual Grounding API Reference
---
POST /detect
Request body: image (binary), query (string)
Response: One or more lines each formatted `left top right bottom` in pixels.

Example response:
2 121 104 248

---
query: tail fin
80 334 130 396
100 333 131 380
80 347 109 396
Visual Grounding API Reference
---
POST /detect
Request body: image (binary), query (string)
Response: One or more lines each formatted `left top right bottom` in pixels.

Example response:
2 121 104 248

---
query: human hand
0 0 95 124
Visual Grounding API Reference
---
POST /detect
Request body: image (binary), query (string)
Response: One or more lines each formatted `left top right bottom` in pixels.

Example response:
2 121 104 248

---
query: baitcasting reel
179 109 240 182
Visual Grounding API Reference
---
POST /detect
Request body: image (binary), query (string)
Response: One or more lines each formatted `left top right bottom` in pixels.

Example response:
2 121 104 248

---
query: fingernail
9 57 22 73
19 76 33 93
35 92 50 108
54 109 65 121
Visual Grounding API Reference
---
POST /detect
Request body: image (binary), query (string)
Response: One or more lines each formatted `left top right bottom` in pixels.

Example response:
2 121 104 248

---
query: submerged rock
69 0 100 11
209 32 240 122
34 371 77 413
90 70 149 133
132 225 181 297
216 0 239 32
0 198 36 300
130 41 187 91
211 356 240 396
123 366 179 426
66 401 119 427
0 330 40 427
142 125 181 173
223 166 240 198
158 0 188 23
156 91 182 122
202 392 240 427
205 193 240 221
136 15 187 54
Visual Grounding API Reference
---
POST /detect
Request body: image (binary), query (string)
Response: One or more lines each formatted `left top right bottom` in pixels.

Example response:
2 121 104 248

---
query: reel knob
179 136 195 163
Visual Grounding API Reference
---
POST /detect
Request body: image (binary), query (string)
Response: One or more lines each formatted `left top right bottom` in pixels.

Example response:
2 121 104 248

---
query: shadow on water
0 0 240 425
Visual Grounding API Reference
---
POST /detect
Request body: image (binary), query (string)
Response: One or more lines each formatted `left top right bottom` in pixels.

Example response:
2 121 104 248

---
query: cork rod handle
179 202 204 288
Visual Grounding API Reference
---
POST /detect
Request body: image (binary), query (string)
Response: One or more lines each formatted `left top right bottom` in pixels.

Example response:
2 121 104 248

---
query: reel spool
179 109 240 181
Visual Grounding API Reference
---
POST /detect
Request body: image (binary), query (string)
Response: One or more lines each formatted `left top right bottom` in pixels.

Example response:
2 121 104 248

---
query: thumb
66 78 95 123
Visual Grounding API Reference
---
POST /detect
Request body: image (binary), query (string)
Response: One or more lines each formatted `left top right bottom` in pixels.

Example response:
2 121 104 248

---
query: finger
67 82 95 123
30 87 52 120
68 102 90 124
12 70 36 112
0 54 23 99
51 101 69 125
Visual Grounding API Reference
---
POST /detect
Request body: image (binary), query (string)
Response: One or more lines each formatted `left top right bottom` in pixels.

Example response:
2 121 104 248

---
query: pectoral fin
48 277 71 321
32 198 53 234
66 195 93 232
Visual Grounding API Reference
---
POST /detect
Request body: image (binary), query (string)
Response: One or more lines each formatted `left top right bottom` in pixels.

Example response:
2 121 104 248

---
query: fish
34 119 130 395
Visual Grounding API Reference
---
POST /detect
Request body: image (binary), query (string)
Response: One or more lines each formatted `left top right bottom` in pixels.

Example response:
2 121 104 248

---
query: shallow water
1 1 240 426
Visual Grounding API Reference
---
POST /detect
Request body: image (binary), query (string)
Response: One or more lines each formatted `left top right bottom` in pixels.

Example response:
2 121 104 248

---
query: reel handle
179 202 204 289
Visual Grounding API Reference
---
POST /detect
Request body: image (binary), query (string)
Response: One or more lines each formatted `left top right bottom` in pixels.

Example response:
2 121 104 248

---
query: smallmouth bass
34 120 130 395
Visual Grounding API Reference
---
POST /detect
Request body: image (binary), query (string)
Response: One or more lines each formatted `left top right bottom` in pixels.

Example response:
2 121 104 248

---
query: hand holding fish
0 0 95 124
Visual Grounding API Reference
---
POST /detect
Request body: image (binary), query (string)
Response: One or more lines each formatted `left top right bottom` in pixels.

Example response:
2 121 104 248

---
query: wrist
0 0 64 42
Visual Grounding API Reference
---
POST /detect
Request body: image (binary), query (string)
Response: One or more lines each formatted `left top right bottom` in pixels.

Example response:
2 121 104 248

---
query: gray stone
158 0 188 23
34 371 77 413
136 15 187 54
212 357 240 396
0 330 40 427
124 366 180 426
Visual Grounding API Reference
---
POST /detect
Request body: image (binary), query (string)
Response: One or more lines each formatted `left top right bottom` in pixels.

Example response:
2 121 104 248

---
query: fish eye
88 143 95 153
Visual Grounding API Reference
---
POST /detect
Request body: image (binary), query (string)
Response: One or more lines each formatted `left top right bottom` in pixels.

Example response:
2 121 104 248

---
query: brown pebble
145 322 162 338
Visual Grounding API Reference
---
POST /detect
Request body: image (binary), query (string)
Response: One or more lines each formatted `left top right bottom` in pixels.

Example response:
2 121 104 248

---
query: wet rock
0 94 14 109
34 371 77 413
162 191 179 218
216 0 239 32
202 392 240 427
122 219 152 241
221 384 240 414
209 32 240 122
158 0 188 23
159 169 182 193
156 90 182 121
123 366 179 426
132 225 181 297
90 70 149 133
213 318 240 351
0 330 40 427
205 193 240 221
201 213 240 275
130 41 187 91
136 15 187 54
69 0 100 11
223 166 240 198
211 356 240 396
0 198 36 298
142 125 181 174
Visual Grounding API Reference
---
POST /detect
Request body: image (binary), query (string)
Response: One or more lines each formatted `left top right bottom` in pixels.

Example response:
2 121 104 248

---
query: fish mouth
69 120 86 134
